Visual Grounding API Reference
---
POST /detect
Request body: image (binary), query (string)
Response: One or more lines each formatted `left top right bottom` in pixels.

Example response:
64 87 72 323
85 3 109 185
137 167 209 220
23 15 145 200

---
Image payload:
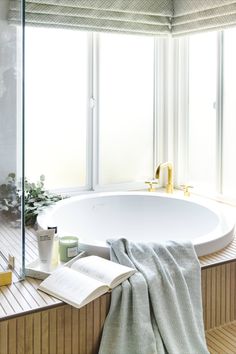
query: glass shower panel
0 0 24 278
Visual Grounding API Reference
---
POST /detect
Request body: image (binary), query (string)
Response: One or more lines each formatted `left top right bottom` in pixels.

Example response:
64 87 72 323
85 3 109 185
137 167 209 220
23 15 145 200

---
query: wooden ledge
199 236 236 269
0 223 236 320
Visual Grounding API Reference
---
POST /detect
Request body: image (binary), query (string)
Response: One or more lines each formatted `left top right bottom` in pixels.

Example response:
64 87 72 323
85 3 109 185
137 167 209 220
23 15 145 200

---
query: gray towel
99 239 209 354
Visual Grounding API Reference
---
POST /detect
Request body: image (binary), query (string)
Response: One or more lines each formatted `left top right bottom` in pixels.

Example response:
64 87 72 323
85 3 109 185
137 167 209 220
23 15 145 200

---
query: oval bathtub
37 192 235 258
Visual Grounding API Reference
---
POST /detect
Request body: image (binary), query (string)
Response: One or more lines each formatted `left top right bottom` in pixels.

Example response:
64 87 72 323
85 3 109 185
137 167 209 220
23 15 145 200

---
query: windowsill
49 183 236 210
182 189 236 209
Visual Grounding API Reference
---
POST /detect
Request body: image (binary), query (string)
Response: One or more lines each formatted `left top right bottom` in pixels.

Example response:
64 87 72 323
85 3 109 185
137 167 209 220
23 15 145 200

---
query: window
188 32 217 193
25 29 156 192
98 33 155 185
222 27 236 198
180 29 236 201
26 27 236 201
25 27 89 190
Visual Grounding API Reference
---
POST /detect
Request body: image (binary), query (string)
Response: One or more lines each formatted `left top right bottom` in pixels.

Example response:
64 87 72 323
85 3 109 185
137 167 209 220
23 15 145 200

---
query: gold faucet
145 180 158 192
155 162 173 193
180 184 193 197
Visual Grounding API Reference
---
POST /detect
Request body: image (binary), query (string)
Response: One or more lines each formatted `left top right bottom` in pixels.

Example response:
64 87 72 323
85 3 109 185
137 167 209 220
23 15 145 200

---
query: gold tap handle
145 180 158 192
180 184 193 197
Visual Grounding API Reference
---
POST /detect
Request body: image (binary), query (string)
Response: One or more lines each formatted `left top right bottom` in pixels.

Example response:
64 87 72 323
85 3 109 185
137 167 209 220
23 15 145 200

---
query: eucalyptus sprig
0 173 65 226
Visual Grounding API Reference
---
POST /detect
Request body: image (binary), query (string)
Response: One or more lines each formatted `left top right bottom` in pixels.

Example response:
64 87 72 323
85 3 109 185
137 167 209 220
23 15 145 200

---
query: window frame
175 30 236 205
92 33 159 192
25 29 160 195
27 27 235 201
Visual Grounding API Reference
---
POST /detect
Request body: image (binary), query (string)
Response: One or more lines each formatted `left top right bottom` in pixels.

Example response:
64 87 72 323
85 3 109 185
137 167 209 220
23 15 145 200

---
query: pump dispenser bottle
48 226 59 265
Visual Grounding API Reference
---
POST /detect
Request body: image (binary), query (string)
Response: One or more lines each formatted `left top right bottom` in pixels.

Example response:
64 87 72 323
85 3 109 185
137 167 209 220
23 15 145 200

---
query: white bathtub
37 192 235 258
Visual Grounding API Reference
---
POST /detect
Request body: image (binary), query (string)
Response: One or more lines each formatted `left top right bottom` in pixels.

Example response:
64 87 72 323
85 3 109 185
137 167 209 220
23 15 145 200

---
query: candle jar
59 236 79 262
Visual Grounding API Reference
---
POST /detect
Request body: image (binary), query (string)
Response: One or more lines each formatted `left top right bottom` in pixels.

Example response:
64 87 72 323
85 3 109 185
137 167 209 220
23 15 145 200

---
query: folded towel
98 239 209 354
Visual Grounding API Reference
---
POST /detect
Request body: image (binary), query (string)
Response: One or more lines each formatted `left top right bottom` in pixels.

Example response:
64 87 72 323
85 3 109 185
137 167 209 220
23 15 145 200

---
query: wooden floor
206 321 236 354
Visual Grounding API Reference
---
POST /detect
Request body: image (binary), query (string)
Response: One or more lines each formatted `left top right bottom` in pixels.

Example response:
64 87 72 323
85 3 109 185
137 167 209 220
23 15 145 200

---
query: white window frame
91 33 161 193
30 28 236 200
66 30 236 203
44 32 161 196
174 31 236 205
173 36 190 188
48 32 94 196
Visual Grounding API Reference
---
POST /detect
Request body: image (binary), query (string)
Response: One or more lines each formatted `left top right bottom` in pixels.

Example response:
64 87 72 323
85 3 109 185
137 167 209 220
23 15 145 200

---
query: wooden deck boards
0 213 236 320
206 321 236 354
0 217 61 320
1 217 236 353
199 238 236 268
0 215 38 277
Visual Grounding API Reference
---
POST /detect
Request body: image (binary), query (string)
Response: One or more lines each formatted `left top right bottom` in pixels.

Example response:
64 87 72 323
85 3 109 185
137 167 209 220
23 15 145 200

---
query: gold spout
155 162 173 194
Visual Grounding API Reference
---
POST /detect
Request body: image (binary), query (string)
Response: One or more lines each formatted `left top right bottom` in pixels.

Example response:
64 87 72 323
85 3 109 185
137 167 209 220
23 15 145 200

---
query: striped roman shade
172 0 236 36
9 0 173 35
8 0 236 36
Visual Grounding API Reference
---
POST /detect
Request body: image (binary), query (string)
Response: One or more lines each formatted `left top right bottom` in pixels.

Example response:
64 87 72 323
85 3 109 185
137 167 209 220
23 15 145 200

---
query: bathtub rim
37 191 236 257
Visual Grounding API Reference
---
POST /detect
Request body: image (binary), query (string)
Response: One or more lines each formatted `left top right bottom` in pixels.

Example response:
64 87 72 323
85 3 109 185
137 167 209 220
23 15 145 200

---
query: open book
38 255 136 308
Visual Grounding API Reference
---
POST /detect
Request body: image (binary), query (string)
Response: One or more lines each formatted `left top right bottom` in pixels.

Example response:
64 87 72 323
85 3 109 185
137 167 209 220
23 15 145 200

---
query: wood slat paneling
0 294 236 354
202 262 236 330
1 214 236 354
0 296 110 354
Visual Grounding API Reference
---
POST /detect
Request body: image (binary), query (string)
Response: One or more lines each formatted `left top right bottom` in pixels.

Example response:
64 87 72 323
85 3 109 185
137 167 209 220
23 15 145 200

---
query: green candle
59 236 79 262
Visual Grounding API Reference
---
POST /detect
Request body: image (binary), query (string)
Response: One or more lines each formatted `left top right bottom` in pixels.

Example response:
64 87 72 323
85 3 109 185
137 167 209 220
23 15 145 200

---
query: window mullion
153 38 158 173
91 33 99 190
216 32 224 195
86 32 94 191
175 37 189 187
155 38 167 176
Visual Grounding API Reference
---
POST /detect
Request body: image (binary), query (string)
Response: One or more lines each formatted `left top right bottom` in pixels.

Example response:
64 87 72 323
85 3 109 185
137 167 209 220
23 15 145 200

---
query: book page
38 267 108 308
71 256 136 289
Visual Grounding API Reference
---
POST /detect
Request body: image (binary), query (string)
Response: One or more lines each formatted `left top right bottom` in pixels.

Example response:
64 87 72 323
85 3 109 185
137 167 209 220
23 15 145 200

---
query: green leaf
0 174 67 227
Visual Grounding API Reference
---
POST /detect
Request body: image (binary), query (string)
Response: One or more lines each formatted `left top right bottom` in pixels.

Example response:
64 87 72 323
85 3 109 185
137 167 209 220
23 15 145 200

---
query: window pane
25 28 89 190
98 33 154 185
188 32 217 192
222 28 236 197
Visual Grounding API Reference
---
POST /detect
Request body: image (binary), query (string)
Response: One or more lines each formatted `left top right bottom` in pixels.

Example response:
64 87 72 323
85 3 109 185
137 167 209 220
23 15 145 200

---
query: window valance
9 0 236 36
172 1 236 36
9 0 173 35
